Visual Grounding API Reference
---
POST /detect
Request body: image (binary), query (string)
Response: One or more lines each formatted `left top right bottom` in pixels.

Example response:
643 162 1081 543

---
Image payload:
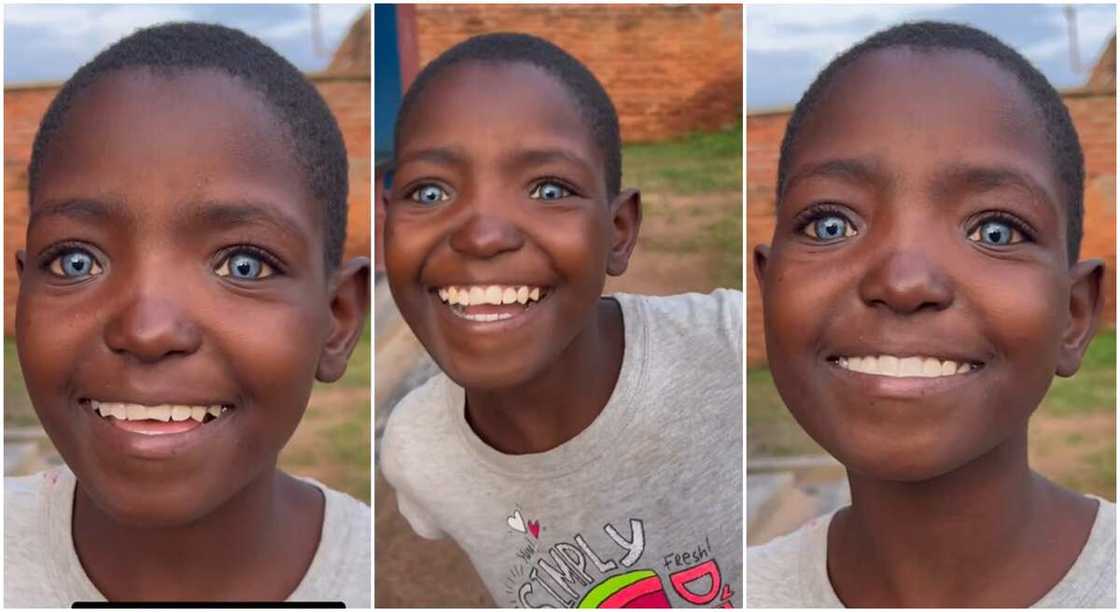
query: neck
73 467 323 601
829 428 1097 607
465 297 624 454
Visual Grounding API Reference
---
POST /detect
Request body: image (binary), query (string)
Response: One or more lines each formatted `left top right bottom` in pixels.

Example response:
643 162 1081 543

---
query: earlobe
606 189 642 276
316 257 372 382
15 250 25 279
1056 258 1104 377
753 244 771 289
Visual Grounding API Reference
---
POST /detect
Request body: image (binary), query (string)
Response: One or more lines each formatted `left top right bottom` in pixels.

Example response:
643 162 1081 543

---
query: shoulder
5 468 77 607
745 514 832 608
615 289 743 362
380 373 454 476
298 482 371 607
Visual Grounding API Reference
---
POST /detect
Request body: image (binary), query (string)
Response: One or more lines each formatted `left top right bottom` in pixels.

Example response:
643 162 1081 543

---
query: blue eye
970 220 1023 246
216 252 275 280
409 184 449 204
47 248 103 279
803 215 855 241
530 181 572 200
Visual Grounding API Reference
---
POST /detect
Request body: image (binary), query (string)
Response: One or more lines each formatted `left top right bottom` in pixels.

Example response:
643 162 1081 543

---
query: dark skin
16 68 369 600
754 49 1103 606
383 61 640 454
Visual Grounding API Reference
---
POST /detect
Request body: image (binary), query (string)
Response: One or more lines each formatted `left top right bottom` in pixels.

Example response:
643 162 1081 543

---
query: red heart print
527 520 540 539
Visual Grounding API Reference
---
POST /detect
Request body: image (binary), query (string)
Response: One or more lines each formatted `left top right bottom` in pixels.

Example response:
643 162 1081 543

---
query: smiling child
749 21 1113 607
5 23 370 605
379 33 743 607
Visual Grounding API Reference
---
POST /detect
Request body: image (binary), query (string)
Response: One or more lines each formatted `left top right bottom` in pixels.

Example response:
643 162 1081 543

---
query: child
749 21 1113 607
380 33 743 608
5 23 370 605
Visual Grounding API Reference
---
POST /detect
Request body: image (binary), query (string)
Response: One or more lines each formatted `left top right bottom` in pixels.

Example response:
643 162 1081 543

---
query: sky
747 4 1117 110
4 4 369 84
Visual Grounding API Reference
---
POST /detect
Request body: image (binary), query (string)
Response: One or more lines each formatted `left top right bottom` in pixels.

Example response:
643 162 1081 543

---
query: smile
81 399 234 436
831 354 983 378
435 284 550 322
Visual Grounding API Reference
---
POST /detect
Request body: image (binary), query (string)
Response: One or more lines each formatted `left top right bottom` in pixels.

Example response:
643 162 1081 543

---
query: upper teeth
437 285 544 306
90 401 228 423
837 355 975 378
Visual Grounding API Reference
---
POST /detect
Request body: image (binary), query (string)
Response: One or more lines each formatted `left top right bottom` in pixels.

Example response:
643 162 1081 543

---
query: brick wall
3 74 371 335
411 4 743 142
746 90 1117 366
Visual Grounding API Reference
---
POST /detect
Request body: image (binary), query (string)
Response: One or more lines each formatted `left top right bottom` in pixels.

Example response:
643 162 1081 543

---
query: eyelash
529 178 580 199
793 203 854 234
967 211 1036 243
39 241 104 282
214 245 285 277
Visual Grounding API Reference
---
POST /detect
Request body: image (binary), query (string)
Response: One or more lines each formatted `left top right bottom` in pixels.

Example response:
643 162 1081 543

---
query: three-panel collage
0 1 1115 609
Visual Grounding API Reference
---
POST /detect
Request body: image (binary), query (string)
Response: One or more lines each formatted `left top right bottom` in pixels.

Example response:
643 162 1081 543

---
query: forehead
396 61 604 178
789 47 1062 214
34 68 318 234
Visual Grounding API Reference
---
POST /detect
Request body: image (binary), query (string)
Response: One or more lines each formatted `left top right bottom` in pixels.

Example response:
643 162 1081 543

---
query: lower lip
84 404 236 460
827 362 983 397
433 293 549 331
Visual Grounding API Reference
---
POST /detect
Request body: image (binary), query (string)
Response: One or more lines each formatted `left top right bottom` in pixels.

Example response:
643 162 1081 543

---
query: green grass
621 124 742 195
1039 329 1115 417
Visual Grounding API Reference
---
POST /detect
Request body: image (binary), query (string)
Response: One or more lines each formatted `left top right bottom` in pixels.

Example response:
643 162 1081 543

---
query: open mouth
828 354 984 378
80 399 234 435
434 284 551 322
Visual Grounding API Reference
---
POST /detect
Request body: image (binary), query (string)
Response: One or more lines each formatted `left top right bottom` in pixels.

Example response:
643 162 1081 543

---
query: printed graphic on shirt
502 508 736 608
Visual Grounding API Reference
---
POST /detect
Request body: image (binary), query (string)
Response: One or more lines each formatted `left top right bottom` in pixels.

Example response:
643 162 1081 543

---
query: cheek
762 252 851 361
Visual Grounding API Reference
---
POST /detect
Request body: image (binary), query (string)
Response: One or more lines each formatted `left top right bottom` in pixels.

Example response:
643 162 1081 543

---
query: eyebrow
180 200 309 245
394 146 468 168
29 197 135 228
781 156 892 197
931 163 1056 210
502 148 595 175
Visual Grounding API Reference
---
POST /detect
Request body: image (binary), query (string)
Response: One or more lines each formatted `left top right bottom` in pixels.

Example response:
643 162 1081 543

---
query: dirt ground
374 187 742 607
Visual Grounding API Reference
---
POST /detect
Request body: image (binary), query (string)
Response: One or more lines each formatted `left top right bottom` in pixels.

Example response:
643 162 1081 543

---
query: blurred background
374 4 742 606
4 4 372 504
746 4 1116 547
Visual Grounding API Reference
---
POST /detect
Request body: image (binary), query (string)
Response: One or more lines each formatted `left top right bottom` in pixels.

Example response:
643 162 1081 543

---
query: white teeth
89 401 229 423
837 355 976 378
435 285 548 308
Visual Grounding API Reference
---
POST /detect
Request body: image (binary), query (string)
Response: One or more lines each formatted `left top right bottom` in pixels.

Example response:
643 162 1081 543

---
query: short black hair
29 22 349 268
394 32 622 197
778 21 1084 262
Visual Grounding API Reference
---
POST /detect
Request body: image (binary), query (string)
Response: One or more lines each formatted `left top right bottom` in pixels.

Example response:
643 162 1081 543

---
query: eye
969 219 1025 246
47 248 103 280
802 214 856 242
408 184 450 204
529 181 572 201
216 251 276 280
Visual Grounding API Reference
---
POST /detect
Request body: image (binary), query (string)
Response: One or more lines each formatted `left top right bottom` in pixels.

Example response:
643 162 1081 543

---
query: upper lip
78 395 236 408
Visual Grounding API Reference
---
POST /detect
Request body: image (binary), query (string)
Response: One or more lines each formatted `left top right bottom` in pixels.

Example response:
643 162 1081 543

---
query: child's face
384 61 637 390
17 69 337 525
755 49 1101 481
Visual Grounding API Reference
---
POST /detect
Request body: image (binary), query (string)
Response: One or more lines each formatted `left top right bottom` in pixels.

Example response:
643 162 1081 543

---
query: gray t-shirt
4 467 371 607
746 497 1116 608
381 291 744 608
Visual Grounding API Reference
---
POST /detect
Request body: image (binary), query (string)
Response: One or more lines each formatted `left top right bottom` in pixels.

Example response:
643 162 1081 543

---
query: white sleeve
379 414 446 540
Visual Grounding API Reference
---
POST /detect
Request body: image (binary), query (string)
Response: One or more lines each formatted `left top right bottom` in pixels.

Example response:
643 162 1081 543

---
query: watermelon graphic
577 569 671 608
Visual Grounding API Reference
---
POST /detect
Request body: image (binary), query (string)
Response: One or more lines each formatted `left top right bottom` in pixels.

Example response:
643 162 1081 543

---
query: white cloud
6 4 195 54
747 4 949 59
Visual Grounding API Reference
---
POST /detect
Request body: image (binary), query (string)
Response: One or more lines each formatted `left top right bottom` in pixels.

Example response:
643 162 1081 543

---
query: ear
606 188 642 276
753 244 771 289
15 250 25 279
1056 258 1103 377
316 257 372 383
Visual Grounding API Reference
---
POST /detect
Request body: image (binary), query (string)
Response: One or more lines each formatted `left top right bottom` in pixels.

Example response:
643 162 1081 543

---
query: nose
448 211 525 258
858 249 954 315
103 289 202 363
